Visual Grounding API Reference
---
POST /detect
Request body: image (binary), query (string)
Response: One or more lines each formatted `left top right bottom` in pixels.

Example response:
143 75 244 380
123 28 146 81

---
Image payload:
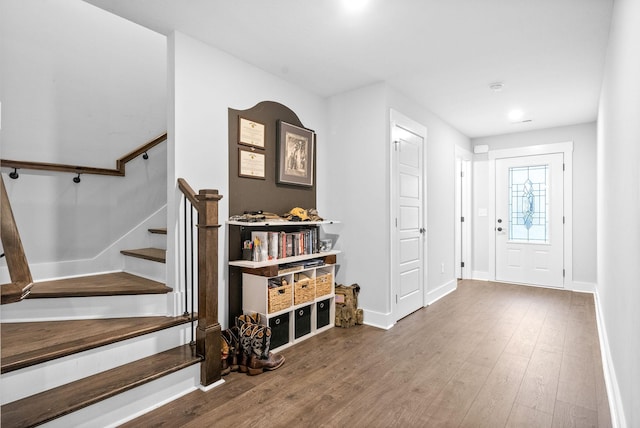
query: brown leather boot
247 352 285 375
246 324 285 375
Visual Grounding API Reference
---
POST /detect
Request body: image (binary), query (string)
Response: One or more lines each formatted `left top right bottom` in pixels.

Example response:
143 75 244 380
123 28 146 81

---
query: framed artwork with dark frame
277 120 315 187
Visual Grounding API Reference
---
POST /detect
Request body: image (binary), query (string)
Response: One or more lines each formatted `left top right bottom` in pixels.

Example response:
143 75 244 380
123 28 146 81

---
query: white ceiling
85 0 613 138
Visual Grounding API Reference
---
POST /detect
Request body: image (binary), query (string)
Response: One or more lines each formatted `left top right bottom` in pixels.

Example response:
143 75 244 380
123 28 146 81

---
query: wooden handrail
178 178 224 386
177 178 199 208
1 133 167 177
1 174 33 304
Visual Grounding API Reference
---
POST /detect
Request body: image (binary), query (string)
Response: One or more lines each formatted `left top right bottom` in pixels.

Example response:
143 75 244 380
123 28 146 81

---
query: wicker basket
294 275 316 305
315 273 333 297
268 283 292 313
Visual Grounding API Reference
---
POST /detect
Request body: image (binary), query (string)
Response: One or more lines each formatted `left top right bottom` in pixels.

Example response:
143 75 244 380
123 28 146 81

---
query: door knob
497 219 502 223
419 228 426 234
497 227 503 232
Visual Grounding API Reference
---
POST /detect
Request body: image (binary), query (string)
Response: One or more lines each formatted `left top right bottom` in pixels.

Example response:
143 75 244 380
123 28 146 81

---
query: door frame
390 109 428 321
455 147 473 279
488 141 573 287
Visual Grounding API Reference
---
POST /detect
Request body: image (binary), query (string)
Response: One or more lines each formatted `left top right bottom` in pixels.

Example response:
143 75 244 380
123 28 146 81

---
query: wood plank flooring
123 280 612 427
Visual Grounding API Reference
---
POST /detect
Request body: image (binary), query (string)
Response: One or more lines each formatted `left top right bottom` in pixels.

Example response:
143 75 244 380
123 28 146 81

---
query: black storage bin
294 305 312 339
269 312 290 349
317 298 331 328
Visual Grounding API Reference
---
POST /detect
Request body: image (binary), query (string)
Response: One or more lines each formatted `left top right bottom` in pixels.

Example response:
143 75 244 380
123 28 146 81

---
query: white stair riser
149 232 167 250
1 324 194 405
0 294 171 322
123 255 166 282
41 365 203 428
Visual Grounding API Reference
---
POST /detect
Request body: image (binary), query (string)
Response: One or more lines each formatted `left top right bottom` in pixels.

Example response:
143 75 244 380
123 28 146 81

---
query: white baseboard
568 280 596 293
361 309 394 330
594 288 626 428
472 271 489 281
426 279 457 305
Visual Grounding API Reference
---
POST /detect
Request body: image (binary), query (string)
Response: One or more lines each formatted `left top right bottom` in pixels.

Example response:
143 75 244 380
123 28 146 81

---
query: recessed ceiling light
508 109 524 122
342 0 369 13
489 82 504 92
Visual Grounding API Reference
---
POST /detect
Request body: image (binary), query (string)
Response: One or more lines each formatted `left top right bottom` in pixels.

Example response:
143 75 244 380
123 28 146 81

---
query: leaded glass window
508 164 549 242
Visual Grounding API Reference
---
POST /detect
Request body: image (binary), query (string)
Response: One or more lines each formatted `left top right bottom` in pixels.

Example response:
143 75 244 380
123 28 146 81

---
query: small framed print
238 148 266 179
238 117 265 149
277 121 315 187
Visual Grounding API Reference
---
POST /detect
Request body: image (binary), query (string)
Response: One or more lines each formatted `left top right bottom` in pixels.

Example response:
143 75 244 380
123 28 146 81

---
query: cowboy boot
221 327 240 372
238 322 257 373
221 331 231 376
247 325 285 376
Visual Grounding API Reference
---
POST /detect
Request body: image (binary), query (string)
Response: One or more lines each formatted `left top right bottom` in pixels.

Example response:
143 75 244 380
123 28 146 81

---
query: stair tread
148 227 167 235
0 344 201 428
27 272 171 298
120 247 166 263
1 315 193 373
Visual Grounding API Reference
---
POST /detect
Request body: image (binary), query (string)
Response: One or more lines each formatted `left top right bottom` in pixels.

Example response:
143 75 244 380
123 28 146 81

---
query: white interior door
392 119 425 320
495 153 564 287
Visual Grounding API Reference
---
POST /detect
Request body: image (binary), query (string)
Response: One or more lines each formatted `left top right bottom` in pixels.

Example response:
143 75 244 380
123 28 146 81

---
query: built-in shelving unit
227 220 339 350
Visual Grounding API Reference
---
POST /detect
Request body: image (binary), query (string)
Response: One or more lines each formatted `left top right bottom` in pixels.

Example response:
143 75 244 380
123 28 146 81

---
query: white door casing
390 110 427 321
488 142 573 288
495 153 564 287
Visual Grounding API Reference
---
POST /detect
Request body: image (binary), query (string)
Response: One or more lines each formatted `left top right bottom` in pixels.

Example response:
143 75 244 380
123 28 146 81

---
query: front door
495 153 564 287
392 115 426 320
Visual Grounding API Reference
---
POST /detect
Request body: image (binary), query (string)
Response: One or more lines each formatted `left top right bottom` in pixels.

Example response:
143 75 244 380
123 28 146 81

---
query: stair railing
1 133 166 180
177 178 223 386
0 174 33 304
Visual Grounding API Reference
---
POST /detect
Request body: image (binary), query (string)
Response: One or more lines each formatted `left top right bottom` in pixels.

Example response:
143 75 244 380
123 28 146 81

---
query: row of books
250 229 319 262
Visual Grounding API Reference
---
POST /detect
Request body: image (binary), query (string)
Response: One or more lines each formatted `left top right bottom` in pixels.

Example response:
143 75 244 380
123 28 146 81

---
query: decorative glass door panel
496 154 564 288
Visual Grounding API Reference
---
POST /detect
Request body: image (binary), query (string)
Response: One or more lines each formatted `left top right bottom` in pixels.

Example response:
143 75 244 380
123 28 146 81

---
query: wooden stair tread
0 344 201 428
1 315 192 373
120 247 166 263
26 272 171 298
148 227 167 235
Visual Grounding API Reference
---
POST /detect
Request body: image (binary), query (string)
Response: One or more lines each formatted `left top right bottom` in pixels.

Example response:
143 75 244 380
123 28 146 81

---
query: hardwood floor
124 280 611 427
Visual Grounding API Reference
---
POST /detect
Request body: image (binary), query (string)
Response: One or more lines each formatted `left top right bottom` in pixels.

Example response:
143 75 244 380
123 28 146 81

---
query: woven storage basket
315 273 333 297
294 276 316 305
268 283 292 313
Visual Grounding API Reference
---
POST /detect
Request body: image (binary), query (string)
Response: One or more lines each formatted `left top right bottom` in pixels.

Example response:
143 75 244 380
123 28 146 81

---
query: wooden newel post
195 188 223 386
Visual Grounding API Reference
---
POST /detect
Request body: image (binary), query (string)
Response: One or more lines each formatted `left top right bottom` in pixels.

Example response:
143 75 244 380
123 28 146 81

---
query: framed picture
238 117 265 149
277 121 315 187
238 148 266 179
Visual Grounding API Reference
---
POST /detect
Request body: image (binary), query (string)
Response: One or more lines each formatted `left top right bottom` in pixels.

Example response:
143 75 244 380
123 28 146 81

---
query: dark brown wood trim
0 175 33 304
0 133 167 177
177 177 200 208
194 187 224 386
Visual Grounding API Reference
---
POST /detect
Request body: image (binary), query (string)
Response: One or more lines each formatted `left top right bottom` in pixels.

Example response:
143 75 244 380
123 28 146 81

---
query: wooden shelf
228 250 340 269
227 220 340 227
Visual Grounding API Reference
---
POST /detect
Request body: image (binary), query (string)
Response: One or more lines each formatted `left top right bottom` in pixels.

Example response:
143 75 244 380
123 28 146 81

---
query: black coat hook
142 151 149 160
9 168 19 179
73 173 81 184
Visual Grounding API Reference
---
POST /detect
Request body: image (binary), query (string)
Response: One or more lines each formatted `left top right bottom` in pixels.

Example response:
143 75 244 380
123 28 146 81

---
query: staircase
0 227 203 428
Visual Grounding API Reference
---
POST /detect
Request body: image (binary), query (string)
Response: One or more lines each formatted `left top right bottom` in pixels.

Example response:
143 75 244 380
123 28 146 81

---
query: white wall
327 82 470 327
471 122 597 288
168 32 328 327
596 0 640 426
0 0 167 281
